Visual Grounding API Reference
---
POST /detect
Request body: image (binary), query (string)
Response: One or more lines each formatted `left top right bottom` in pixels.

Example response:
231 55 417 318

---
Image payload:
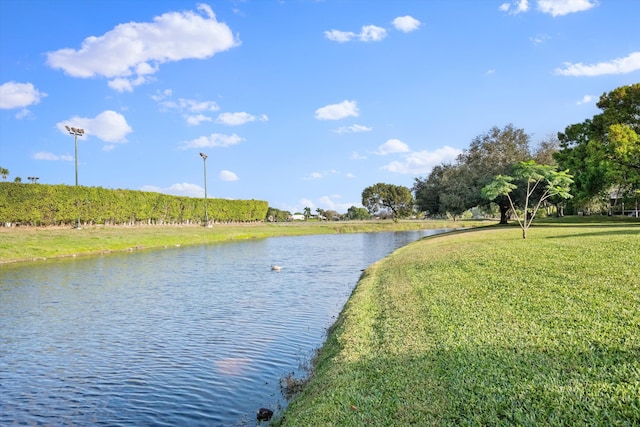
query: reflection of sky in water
0 229 453 426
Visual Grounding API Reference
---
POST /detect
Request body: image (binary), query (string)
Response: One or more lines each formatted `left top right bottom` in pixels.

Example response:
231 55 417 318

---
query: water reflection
0 229 452 426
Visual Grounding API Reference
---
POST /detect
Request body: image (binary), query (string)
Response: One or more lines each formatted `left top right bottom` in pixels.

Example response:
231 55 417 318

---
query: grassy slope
278 221 640 426
0 220 487 264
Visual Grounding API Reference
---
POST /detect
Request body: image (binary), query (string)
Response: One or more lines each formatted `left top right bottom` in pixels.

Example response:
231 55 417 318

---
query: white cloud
154 92 220 113
57 110 133 144
180 133 244 149
555 52 640 76
216 112 268 126
382 146 462 175
485 69 496 75
46 4 240 91
376 139 410 155
315 100 359 120
140 182 203 198
219 170 238 181
33 152 73 162
577 95 594 105
324 29 356 43
0 81 47 111
186 114 213 126
499 0 529 15
500 0 597 16
392 16 421 33
359 25 387 42
333 124 372 134
325 25 387 43
537 0 597 16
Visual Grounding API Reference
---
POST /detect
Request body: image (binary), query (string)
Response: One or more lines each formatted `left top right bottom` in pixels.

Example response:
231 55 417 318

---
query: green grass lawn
277 220 640 426
0 219 488 264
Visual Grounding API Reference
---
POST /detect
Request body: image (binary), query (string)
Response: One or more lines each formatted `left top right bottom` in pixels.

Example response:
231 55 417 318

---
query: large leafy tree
414 124 531 224
361 183 413 222
482 161 573 239
555 84 640 204
413 164 472 220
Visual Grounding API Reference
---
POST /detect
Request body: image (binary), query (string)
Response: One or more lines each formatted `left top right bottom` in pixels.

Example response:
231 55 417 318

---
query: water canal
1 229 452 426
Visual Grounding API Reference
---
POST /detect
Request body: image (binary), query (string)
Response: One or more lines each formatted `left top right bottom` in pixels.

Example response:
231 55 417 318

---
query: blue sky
1 0 639 214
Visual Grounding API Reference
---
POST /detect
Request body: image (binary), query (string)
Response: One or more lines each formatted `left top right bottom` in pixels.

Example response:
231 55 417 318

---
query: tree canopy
482 160 573 239
361 183 413 222
414 124 533 223
555 83 640 205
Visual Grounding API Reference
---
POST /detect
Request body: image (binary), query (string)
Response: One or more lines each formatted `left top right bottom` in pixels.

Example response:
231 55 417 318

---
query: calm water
1 229 451 426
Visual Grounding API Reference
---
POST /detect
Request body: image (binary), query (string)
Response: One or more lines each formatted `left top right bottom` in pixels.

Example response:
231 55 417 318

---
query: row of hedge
0 183 269 226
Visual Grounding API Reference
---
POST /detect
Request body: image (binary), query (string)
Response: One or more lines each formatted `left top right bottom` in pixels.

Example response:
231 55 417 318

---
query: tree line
0 183 268 226
361 83 639 224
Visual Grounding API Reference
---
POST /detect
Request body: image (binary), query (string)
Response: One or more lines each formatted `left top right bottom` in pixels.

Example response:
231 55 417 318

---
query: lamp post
199 152 209 226
66 126 84 229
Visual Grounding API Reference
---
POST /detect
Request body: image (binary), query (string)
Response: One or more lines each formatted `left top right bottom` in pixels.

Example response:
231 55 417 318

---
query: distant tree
303 206 311 220
315 208 326 220
346 205 370 220
482 160 573 239
0 167 8 180
266 207 291 222
533 134 560 166
14 177 22 183
362 183 413 222
324 210 339 220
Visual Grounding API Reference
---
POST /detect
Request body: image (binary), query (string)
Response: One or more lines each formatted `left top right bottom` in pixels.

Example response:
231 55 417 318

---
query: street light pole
66 126 85 229
199 152 209 226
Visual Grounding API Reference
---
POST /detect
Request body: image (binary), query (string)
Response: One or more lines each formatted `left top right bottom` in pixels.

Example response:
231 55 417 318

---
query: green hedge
0 183 268 226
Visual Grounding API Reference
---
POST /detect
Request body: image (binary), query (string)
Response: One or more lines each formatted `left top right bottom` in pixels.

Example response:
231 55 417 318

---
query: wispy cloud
325 25 387 43
333 124 372 134
33 152 73 162
215 112 268 126
180 133 244 149
500 0 597 16
555 52 640 76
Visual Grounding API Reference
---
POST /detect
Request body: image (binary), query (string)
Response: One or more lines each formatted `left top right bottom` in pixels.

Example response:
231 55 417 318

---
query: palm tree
0 167 9 181
303 206 311 220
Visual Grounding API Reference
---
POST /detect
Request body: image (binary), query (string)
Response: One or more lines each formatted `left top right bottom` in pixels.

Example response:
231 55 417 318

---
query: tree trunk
499 205 510 224
522 227 527 239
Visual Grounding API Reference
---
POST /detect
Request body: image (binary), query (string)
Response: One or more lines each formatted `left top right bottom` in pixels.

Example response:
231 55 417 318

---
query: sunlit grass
0 219 490 264
278 221 640 426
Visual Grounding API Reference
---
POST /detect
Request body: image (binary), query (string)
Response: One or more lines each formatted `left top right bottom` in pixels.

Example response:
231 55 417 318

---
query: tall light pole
66 126 84 229
199 152 209 226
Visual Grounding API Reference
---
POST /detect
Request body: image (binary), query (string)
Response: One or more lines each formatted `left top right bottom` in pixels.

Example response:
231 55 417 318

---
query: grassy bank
278 220 640 426
0 219 489 264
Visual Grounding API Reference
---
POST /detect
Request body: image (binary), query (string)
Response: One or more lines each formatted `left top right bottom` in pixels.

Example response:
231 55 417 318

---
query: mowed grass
278 222 640 426
0 220 488 264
